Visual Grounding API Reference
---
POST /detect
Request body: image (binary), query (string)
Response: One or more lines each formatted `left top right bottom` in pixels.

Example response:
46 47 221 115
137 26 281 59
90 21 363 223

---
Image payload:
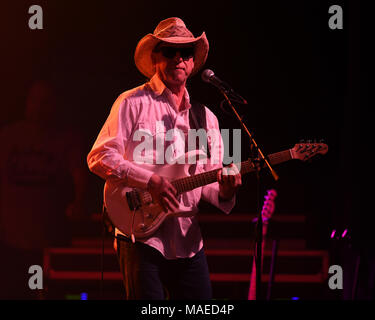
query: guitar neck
172 149 292 194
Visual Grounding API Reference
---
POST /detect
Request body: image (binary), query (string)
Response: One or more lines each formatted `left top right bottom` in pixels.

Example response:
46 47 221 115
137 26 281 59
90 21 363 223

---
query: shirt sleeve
87 95 154 189
200 106 236 214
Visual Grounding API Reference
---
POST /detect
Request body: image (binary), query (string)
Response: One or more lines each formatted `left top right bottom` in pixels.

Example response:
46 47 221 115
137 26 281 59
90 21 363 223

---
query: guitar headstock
290 140 328 161
261 189 277 223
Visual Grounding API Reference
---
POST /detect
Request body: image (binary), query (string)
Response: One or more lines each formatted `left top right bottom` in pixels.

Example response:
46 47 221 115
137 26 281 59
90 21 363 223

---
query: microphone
201 69 247 104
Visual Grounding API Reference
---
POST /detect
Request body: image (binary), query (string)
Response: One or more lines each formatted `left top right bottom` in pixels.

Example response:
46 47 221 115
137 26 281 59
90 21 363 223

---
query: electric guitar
248 189 277 300
104 142 328 241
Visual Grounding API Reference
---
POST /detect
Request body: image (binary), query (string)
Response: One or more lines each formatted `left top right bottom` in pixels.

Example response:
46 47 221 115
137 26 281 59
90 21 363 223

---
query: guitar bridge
126 190 141 211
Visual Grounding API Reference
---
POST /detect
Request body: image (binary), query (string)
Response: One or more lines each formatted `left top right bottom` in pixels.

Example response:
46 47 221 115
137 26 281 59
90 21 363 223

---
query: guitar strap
189 100 211 158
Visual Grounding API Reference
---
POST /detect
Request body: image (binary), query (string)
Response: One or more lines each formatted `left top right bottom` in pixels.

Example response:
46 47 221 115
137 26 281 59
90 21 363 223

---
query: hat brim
134 32 209 79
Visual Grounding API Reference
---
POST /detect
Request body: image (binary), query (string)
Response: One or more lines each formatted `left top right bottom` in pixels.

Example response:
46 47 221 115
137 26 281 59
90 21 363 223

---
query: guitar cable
100 203 105 299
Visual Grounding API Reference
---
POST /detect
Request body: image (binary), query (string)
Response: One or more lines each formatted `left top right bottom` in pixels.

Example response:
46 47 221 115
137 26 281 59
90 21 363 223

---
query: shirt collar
148 73 166 97
147 74 192 112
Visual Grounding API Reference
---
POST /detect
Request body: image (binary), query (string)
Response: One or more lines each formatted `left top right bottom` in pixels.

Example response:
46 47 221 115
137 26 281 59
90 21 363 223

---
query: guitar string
137 150 288 207
137 147 315 205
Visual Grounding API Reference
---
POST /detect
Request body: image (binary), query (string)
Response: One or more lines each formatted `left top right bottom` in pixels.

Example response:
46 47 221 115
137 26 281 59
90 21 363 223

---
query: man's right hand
147 174 179 213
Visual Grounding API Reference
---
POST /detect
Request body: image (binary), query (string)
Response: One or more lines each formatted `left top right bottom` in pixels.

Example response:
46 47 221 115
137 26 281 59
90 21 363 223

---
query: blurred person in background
0 80 88 299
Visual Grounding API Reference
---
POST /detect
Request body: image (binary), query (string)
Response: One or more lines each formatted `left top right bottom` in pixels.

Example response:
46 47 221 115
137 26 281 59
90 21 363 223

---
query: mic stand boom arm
219 89 279 300
220 90 278 181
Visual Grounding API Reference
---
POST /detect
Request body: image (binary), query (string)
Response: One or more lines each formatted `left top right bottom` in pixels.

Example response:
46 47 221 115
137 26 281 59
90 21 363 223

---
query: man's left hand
217 163 242 200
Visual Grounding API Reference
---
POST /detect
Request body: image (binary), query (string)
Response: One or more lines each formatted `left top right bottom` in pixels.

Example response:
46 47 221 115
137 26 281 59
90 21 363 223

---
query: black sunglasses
156 46 195 60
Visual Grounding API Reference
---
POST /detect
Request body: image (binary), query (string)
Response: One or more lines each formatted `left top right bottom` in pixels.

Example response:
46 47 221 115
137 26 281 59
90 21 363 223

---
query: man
87 17 241 300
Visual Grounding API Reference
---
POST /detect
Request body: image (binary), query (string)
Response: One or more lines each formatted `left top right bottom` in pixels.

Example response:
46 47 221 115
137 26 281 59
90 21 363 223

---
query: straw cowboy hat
134 17 209 79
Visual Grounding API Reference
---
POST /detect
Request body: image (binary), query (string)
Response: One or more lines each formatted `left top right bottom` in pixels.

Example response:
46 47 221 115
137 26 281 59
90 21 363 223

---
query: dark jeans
115 235 212 300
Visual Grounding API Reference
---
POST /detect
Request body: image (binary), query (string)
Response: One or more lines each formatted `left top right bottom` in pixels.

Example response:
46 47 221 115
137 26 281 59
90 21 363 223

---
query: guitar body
104 151 204 240
103 143 327 241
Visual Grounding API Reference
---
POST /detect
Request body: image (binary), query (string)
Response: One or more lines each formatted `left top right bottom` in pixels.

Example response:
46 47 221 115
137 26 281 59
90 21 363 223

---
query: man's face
152 44 195 87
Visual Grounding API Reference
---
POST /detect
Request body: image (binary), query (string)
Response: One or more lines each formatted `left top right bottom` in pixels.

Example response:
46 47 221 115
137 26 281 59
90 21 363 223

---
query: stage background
0 0 369 300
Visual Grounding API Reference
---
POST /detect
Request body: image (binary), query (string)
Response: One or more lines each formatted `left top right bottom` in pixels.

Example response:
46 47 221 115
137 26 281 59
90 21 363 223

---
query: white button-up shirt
87 74 235 259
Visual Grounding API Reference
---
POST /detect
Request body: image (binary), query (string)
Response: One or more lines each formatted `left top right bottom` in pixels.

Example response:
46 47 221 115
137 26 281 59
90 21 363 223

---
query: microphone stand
219 89 279 300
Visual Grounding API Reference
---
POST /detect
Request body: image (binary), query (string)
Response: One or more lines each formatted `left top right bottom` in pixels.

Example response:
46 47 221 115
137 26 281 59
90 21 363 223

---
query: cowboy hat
134 17 209 79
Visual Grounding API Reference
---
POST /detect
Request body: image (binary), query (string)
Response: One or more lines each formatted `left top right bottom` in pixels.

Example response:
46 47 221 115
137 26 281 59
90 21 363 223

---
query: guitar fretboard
172 149 292 194
267 149 293 166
